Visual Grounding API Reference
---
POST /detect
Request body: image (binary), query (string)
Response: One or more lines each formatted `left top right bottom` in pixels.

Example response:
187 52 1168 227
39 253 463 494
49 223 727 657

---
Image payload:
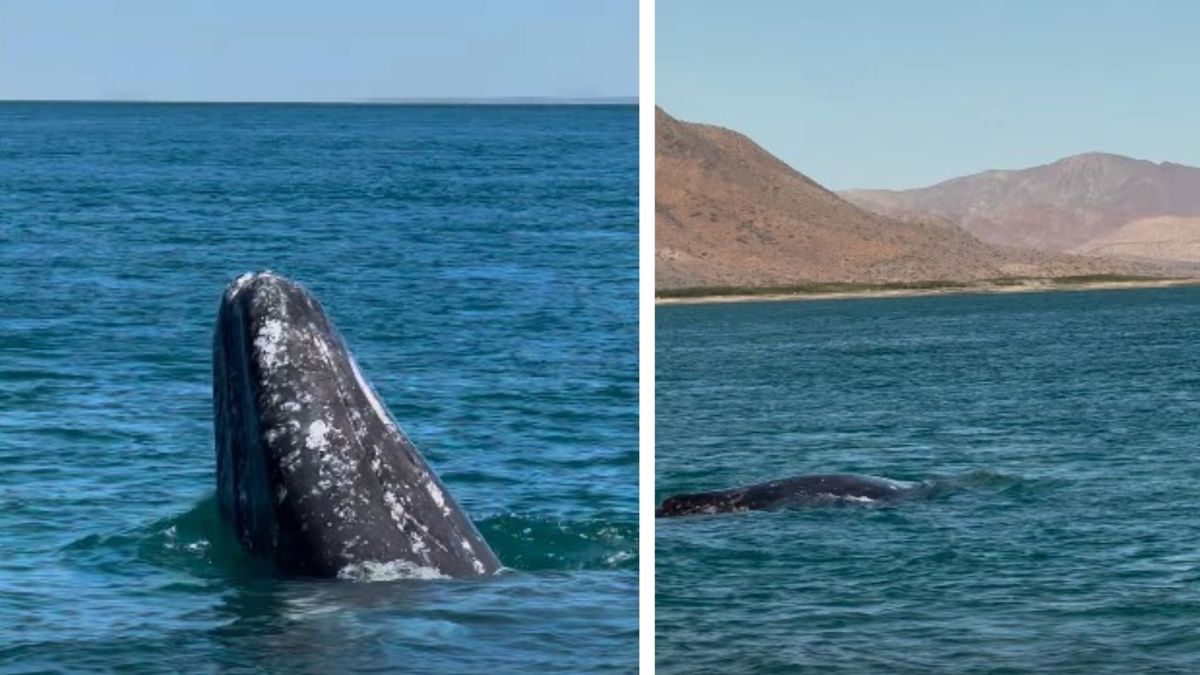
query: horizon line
0 95 640 106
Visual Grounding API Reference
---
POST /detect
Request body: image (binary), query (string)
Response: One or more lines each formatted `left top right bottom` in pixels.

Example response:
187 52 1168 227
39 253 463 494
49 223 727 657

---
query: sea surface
0 102 638 673
657 288 1200 673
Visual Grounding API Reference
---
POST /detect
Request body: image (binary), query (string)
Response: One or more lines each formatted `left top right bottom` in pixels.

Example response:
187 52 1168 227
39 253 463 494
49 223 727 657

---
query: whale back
656 473 922 517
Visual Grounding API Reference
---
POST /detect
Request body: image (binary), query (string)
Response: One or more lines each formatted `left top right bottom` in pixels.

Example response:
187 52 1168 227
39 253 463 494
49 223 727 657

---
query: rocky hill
841 153 1200 251
655 109 1164 292
1072 216 1200 263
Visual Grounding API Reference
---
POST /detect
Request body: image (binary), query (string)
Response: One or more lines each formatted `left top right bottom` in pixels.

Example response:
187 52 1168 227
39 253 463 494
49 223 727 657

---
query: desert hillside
841 153 1200 251
1072 216 1200 263
655 109 1165 292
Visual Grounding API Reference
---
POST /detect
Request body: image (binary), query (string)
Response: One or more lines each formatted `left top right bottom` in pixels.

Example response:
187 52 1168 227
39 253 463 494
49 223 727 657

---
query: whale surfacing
213 271 500 578
656 473 927 517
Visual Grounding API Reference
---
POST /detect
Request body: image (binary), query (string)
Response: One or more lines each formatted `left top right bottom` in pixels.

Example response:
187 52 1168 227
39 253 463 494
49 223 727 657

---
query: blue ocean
1 102 637 672
657 289 1200 673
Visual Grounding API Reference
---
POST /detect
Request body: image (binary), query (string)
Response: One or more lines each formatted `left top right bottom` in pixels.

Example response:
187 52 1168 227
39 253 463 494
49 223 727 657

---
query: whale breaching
212 271 501 578
655 473 929 517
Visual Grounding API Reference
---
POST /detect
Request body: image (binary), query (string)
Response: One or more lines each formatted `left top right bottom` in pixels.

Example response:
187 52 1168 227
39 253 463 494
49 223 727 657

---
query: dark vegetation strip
657 275 1175 299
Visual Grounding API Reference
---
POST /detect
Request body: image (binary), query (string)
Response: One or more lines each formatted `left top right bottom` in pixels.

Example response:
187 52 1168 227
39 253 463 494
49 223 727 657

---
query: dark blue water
0 102 637 672
657 289 1200 673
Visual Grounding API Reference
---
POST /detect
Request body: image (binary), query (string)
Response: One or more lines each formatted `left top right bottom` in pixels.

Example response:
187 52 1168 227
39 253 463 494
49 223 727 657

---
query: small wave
66 495 636 581
926 469 1029 496
134 495 270 580
477 512 638 571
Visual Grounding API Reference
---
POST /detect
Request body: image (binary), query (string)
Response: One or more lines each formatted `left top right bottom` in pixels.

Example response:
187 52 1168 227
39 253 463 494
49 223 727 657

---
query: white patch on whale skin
383 490 406 527
254 318 287 370
281 449 302 473
336 560 447 582
311 330 335 364
424 481 451 516
409 533 430 557
305 420 330 452
382 490 452 554
276 485 288 505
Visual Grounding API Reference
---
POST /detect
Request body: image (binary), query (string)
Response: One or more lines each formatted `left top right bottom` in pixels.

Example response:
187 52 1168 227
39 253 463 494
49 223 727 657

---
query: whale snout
656 494 713 518
223 269 291 301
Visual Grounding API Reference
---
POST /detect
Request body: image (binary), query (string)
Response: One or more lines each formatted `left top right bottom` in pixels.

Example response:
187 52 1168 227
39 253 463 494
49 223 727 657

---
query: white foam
604 550 634 566
281 595 339 619
336 560 448 582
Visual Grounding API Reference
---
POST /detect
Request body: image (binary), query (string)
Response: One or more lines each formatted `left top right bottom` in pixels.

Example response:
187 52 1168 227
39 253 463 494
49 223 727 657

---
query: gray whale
655 473 928 517
213 271 501 578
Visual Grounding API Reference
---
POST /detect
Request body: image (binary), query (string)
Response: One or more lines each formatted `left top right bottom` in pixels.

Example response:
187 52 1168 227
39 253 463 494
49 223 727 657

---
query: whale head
656 492 727 518
212 270 501 578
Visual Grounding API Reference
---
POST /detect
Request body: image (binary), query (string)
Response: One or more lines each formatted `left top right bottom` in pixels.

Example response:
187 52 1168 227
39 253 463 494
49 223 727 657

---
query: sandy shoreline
655 278 1200 305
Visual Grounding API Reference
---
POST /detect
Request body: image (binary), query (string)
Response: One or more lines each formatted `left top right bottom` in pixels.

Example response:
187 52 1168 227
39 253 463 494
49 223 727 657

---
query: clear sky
1 1 637 103
658 0 1200 190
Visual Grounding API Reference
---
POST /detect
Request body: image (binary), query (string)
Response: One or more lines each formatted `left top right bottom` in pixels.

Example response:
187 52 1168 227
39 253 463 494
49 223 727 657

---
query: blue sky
658 0 1200 190
1 1 637 102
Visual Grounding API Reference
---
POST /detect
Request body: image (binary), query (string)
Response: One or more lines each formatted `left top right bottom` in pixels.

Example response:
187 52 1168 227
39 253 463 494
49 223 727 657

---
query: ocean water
657 288 1200 673
0 102 637 672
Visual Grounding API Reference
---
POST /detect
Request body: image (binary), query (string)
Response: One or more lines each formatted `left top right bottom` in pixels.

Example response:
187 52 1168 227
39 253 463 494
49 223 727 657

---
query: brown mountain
1072 216 1200 263
655 108 1160 291
841 153 1200 251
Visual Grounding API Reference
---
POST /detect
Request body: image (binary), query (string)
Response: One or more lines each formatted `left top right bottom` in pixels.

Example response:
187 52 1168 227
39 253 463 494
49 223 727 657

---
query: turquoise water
657 288 1200 673
1 102 637 672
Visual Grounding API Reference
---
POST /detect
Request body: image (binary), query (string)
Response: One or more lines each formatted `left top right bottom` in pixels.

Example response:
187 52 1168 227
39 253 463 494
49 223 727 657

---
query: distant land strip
0 96 638 106
359 96 638 105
